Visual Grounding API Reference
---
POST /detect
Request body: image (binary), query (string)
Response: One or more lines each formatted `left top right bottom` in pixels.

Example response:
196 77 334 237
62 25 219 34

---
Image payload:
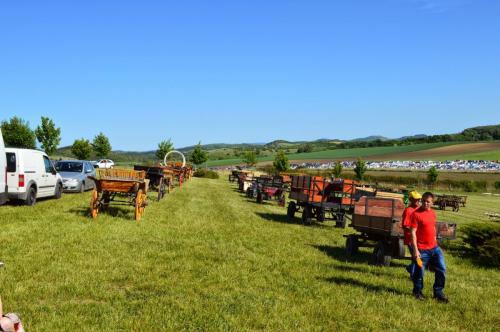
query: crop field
0 177 499 330
205 141 500 167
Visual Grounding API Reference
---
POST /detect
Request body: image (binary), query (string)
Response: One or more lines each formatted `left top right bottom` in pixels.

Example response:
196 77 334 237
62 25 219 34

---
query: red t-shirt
402 206 417 245
410 208 438 250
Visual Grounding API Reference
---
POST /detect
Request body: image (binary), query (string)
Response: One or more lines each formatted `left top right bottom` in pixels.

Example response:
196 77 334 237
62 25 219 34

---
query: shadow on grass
311 244 407 268
256 212 328 228
321 276 406 295
69 206 134 220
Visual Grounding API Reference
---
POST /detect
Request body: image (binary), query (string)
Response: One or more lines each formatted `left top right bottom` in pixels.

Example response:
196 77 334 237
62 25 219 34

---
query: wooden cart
89 169 149 221
133 165 173 201
345 196 457 266
434 194 465 212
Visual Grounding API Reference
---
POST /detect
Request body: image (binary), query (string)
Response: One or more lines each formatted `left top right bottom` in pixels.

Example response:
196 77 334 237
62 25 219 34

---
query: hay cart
287 175 359 227
229 170 249 183
133 165 173 201
89 169 149 221
345 196 457 266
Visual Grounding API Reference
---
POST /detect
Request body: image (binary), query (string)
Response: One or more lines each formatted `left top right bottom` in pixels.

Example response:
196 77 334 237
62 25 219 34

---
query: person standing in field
410 192 449 303
402 191 421 277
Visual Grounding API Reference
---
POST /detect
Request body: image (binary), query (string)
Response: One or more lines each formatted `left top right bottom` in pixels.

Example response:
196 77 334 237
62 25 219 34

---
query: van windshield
56 161 83 173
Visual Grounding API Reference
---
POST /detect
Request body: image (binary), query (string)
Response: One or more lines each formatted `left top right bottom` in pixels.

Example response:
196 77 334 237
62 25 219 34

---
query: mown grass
0 177 499 331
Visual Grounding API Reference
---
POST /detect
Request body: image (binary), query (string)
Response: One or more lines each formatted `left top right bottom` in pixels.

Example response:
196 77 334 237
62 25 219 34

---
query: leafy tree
427 166 439 184
35 116 61 155
156 139 173 161
71 138 92 160
190 142 208 166
243 150 257 167
1 116 36 148
333 161 343 178
273 150 289 173
354 158 367 181
297 143 313 153
92 132 112 159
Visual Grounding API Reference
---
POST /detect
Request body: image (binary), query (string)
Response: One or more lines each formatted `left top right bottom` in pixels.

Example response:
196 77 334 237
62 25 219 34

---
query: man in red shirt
410 192 448 303
402 191 421 277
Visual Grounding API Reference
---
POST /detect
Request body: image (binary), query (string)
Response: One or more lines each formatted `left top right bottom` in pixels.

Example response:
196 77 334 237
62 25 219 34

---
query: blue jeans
412 246 446 296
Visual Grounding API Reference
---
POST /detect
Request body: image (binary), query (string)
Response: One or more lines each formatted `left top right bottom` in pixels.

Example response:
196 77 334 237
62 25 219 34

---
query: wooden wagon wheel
157 178 165 201
90 189 100 218
135 189 147 221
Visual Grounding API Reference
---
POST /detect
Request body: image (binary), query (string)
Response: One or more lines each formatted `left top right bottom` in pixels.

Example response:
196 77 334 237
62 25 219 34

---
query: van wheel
25 186 37 206
55 183 63 199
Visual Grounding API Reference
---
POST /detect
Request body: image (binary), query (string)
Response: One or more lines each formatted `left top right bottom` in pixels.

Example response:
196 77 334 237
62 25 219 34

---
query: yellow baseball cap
409 191 422 200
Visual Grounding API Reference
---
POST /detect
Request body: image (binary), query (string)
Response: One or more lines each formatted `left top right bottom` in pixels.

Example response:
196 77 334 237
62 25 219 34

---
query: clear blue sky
1 0 499 150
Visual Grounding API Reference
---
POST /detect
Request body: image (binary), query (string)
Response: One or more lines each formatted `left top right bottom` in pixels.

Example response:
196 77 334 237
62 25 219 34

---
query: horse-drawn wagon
89 169 149 221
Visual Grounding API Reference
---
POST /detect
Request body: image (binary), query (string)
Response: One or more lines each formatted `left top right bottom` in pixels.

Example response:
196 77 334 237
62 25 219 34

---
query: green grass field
0 177 499 330
205 142 466 166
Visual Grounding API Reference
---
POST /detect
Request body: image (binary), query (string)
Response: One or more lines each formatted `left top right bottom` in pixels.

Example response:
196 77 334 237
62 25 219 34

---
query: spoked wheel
135 189 147 221
256 191 263 204
278 194 286 207
372 241 392 266
90 189 100 219
157 178 165 201
316 207 326 222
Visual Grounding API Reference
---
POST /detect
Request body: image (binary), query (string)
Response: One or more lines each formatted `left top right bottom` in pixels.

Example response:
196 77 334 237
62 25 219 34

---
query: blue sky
1 0 499 150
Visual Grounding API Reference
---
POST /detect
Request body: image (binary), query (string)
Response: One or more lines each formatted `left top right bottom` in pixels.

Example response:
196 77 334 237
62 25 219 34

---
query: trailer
434 194 465 212
133 165 173 201
345 196 457 266
250 175 289 206
286 175 359 227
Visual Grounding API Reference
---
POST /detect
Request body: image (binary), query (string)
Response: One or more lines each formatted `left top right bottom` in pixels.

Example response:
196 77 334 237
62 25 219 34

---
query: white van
0 129 7 205
5 148 63 205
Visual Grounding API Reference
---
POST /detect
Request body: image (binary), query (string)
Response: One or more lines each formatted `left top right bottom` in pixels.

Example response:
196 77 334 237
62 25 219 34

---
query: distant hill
55 123 500 163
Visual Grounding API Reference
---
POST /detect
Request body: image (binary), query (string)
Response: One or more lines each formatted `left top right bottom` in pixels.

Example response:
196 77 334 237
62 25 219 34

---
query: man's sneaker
433 294 449 304
414 293 425 301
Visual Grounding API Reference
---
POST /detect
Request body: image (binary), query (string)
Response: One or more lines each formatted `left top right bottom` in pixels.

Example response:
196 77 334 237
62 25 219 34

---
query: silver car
55 160 96 193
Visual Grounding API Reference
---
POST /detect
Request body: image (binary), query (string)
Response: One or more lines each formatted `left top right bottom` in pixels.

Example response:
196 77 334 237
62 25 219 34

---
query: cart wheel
135 189 146 221
372 241 392 266
453 203 459 212
256 191 263 204
316 208 325 222
302 206 312 225
335 213 346 228
157 178 165 201
287 201 296 220
393 238 406 258
278 194 286 207
345 235 359 257
89 189 99 219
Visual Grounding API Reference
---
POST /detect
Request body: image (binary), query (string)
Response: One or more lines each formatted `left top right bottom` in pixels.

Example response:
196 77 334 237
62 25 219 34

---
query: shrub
462 223 500 267
193 169 219 179
495 181 500 190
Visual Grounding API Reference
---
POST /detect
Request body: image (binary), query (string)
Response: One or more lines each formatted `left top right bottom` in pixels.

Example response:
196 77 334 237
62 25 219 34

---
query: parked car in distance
0 128 7 205
5 148 63 205
94 159 114 169
55 160 96 193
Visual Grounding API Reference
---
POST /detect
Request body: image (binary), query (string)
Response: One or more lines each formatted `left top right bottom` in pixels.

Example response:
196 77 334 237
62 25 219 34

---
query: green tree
354 158 367 181
273 150 290 173
243 150 257 167
333 161 343 178
190 142 208 166
156 139 174 161
35 116 61 155
92 132 112 159
427 166 439 185
1 116 36 149
71 138 92 160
